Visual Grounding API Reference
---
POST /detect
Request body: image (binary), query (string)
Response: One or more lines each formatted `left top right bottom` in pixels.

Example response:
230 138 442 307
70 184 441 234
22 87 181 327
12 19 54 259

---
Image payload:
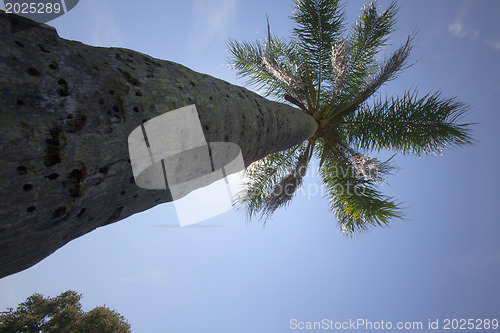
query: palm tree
227 0 474 235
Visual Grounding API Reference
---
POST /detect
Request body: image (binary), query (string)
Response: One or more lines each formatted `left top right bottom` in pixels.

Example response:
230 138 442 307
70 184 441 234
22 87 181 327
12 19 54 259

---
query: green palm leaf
341 1 398 94
292 0 345 87
340 90 475 155
333 35 415 117
320 157 404 236
227 38 289 99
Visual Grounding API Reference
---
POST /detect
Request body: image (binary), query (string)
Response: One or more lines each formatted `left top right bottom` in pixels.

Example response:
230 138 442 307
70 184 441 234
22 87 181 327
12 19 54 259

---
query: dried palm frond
351 153 396 182
261 146 310 217
262 49 305 91
337 35 415 117
331 39 350 92
262 16 306 91
262 53 305 90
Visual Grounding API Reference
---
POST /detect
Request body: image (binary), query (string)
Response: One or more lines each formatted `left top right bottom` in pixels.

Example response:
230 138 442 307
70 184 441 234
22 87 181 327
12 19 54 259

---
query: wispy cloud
187 0 238 55
448 0 500 51
448 0 479 39
448 22 478 39
487 37 500 50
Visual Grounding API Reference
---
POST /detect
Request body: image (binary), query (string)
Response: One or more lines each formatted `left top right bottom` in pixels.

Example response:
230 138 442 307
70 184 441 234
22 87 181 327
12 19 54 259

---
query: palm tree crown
227 0 473 235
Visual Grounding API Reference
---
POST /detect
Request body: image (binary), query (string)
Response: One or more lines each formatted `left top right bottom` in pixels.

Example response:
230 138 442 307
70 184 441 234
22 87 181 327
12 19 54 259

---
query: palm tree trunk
0 12 317 278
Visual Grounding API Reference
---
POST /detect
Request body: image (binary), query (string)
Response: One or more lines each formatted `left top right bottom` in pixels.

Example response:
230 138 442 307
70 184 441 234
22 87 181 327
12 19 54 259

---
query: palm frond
262 17 307 92
314 134 354 166
341 90 475 155
351 153 397 182
335 34 415 117
320 157 404 236
330 38 350 92
292 0 345 88
233 143 306 219
227 36 301 99
339 1 398 100
261 148 310 217
350 1 397 57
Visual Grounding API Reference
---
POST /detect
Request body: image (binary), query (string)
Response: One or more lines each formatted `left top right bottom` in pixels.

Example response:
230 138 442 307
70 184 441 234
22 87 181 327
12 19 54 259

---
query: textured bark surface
0 12 317 279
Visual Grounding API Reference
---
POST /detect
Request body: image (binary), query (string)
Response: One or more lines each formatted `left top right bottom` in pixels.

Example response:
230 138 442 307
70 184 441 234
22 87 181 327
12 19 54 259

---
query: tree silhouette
0 290 131 333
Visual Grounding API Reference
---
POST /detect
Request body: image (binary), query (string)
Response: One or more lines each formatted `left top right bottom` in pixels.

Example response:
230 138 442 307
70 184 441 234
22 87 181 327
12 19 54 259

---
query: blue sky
1 0 500 332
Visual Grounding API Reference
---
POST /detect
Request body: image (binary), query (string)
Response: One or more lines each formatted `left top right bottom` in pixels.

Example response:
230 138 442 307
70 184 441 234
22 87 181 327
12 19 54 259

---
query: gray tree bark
0 12 317 278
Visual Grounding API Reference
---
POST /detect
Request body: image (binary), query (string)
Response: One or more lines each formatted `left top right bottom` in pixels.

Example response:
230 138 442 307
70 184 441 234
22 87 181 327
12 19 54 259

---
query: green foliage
226 36 301 100
292 0 345 86
227 0 474 235
0 291 131 333
77 306 131 333
320 157 404 235
341 91 475 155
